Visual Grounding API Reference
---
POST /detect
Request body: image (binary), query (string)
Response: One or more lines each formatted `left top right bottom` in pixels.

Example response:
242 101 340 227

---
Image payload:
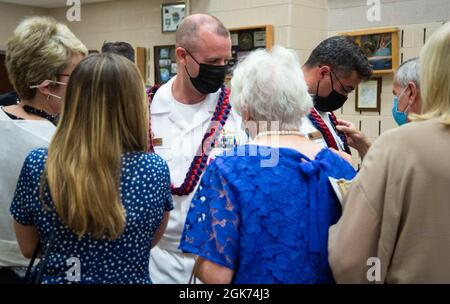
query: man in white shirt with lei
149 14 247 284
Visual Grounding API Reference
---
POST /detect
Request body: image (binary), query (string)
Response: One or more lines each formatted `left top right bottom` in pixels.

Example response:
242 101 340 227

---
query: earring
46 95 50 101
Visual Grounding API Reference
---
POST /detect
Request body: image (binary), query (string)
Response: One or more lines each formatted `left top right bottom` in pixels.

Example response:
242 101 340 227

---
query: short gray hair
231 46 313 130
395 57 420 88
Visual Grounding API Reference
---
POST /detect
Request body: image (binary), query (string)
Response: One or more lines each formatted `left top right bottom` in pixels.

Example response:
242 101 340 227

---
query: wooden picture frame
135 47 147 82
340 27 400 75
226 25 274 85
161 2 186 33
154 45 177 85
356 77 382 112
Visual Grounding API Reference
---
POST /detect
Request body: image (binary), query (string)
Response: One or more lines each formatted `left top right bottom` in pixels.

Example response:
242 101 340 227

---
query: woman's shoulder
314 148 357 178
314 148 341 161
124 151 164 162
123 152 169 172
18 148 48 180
210 145 258 169
211 144 321 170
210 144 309 181
363 119 449 170
25 148 48 165
380 118 445 145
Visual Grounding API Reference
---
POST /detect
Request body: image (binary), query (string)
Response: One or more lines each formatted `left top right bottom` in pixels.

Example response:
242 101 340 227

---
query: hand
335 119 371 159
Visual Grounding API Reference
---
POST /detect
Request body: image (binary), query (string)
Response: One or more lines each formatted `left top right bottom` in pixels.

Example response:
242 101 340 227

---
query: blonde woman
0 16 87 283
10 53 173 284
2 16 87 124
328 23 450 283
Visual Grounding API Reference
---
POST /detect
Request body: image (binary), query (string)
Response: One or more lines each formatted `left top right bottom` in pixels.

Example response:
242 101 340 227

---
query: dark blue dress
10 148 173 284
180 145 356 284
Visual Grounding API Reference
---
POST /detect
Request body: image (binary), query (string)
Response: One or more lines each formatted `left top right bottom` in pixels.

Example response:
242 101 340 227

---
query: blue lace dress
180 145 356 284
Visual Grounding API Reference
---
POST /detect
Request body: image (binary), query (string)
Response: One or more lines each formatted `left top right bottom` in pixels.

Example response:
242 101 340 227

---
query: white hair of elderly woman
230 45 312 131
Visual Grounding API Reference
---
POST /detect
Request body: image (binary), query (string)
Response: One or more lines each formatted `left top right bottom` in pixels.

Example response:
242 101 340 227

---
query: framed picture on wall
226 25 274 86
135 47 148 82
340 27 400 75
154 45 177 85
356 77 382 112
161 3 186 33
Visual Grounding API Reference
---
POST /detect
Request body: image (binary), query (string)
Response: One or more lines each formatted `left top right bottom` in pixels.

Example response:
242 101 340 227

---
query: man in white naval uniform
299 36 373 156
149 14 247 283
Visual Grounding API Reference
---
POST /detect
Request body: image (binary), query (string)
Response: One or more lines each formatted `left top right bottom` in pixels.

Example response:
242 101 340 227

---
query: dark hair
305 36 373 81
101 41 135 62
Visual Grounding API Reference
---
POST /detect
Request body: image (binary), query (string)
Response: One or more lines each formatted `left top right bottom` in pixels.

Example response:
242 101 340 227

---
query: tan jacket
329 118 450 283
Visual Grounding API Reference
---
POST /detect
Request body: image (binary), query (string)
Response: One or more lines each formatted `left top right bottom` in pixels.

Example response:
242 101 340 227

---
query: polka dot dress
10 148 173 284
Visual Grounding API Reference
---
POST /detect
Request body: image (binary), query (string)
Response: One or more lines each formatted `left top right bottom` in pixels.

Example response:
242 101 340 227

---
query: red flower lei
307 109 351 155
147 85 232 196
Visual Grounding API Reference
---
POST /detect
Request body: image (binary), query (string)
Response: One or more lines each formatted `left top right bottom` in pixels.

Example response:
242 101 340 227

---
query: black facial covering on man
311 72 348 112
184 48 227 94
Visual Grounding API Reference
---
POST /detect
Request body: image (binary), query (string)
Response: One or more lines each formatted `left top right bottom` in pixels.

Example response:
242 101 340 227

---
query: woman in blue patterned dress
180 46 356 284
10 53 173 284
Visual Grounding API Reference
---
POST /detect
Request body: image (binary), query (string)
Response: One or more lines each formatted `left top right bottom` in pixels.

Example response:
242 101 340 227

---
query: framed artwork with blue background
340 27 400 75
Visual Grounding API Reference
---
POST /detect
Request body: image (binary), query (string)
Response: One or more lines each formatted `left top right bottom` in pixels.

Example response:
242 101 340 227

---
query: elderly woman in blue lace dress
179 46 356 284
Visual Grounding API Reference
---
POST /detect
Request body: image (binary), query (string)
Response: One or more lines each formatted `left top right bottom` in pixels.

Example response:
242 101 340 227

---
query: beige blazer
329 118 450 283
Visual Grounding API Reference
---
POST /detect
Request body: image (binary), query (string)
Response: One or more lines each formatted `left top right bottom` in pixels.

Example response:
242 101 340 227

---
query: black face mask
184 49 227 94
312 71 348 112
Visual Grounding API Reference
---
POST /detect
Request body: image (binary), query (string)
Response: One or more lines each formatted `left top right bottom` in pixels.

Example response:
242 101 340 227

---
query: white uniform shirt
149 77 247 283
300 108 345 152
0 108 55 268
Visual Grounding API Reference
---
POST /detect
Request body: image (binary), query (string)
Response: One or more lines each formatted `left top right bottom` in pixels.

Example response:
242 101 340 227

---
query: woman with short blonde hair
6 16 87 106
329 23 450 283
10 53 173 284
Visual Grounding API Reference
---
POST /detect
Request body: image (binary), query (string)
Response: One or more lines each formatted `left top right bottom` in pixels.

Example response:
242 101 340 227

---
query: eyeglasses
29 80 67 89
330 70 352 94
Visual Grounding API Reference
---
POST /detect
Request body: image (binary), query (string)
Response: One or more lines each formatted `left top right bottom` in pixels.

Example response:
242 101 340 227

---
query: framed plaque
355 77 382 112
226 25 274 86
161 3 186 33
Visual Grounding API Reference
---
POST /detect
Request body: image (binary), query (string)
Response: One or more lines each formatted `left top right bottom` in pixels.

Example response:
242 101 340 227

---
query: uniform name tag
153 138 163 147
307 131 323 141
